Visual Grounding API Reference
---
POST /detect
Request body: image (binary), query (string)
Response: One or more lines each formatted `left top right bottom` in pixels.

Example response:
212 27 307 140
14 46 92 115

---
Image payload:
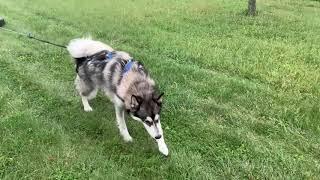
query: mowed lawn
0 0 320 179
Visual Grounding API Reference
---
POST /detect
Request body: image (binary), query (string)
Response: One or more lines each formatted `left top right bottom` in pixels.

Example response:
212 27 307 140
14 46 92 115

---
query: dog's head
128 92 164 140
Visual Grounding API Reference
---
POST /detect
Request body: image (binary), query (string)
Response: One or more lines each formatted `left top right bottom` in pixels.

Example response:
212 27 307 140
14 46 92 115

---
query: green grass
0 0 320 179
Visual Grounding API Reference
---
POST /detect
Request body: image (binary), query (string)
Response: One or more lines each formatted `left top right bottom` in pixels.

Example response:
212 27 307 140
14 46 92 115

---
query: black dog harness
75 50 134 74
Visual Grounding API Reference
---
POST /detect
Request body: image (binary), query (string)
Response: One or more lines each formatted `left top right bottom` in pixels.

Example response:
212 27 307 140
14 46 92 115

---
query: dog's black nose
155 135 162 139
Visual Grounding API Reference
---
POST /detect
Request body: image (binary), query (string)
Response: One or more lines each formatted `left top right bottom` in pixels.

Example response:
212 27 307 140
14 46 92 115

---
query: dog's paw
158 143 169 156
84 106 93 112
123 135 133 142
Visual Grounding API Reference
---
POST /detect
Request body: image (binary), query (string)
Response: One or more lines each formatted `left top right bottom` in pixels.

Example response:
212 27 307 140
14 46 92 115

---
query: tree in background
247 0 256 16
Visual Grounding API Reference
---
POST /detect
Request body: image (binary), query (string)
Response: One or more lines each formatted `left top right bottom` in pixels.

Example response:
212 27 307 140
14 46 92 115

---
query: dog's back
67 38 134 100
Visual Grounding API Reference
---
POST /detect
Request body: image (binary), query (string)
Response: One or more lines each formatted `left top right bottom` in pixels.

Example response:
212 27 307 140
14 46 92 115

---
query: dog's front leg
155 120 169 156
115 105 133 142
156 137 169 156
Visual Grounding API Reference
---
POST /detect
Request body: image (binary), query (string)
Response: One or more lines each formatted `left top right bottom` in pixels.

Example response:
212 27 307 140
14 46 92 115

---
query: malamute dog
67 38 169 156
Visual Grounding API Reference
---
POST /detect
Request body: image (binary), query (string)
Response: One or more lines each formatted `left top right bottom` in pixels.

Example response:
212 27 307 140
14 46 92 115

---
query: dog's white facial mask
131 114 169 156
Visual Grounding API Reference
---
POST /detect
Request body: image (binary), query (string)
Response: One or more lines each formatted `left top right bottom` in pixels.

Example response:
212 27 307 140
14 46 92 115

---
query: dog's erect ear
154 92 164 104
131 95 143 108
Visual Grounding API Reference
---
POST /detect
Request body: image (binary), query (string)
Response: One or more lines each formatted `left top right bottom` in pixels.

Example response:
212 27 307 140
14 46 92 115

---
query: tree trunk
248 0 256 16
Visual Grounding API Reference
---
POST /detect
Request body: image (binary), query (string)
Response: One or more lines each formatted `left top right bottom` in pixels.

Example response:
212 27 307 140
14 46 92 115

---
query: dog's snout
155 135 162 139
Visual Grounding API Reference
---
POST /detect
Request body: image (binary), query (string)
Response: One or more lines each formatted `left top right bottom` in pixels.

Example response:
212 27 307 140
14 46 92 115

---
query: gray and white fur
67 38 169 156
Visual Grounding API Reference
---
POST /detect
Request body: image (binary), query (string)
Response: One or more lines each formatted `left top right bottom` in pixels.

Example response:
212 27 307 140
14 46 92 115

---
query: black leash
0 26 66 49
28 34 66 48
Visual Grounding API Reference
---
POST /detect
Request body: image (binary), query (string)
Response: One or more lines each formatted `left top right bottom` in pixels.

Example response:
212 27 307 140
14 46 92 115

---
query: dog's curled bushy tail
67 38 114 58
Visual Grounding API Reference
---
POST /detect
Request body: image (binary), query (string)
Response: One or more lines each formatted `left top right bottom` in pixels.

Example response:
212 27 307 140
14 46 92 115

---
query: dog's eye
154 119 159 124
144 121 153 126
135 112 147 120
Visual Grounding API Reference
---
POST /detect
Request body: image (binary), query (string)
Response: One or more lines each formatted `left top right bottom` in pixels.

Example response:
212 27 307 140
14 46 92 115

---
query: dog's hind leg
81 88 98 112
114 104 133 142
75 75 97 112
81 96 93 112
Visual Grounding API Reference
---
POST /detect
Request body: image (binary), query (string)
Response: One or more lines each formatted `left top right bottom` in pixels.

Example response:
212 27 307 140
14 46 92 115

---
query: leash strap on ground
0 27 66 49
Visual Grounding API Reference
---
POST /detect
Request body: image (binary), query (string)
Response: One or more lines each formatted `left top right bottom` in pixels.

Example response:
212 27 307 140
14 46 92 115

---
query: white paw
158 143 169 156
123 135 133 142
84 106 93 112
